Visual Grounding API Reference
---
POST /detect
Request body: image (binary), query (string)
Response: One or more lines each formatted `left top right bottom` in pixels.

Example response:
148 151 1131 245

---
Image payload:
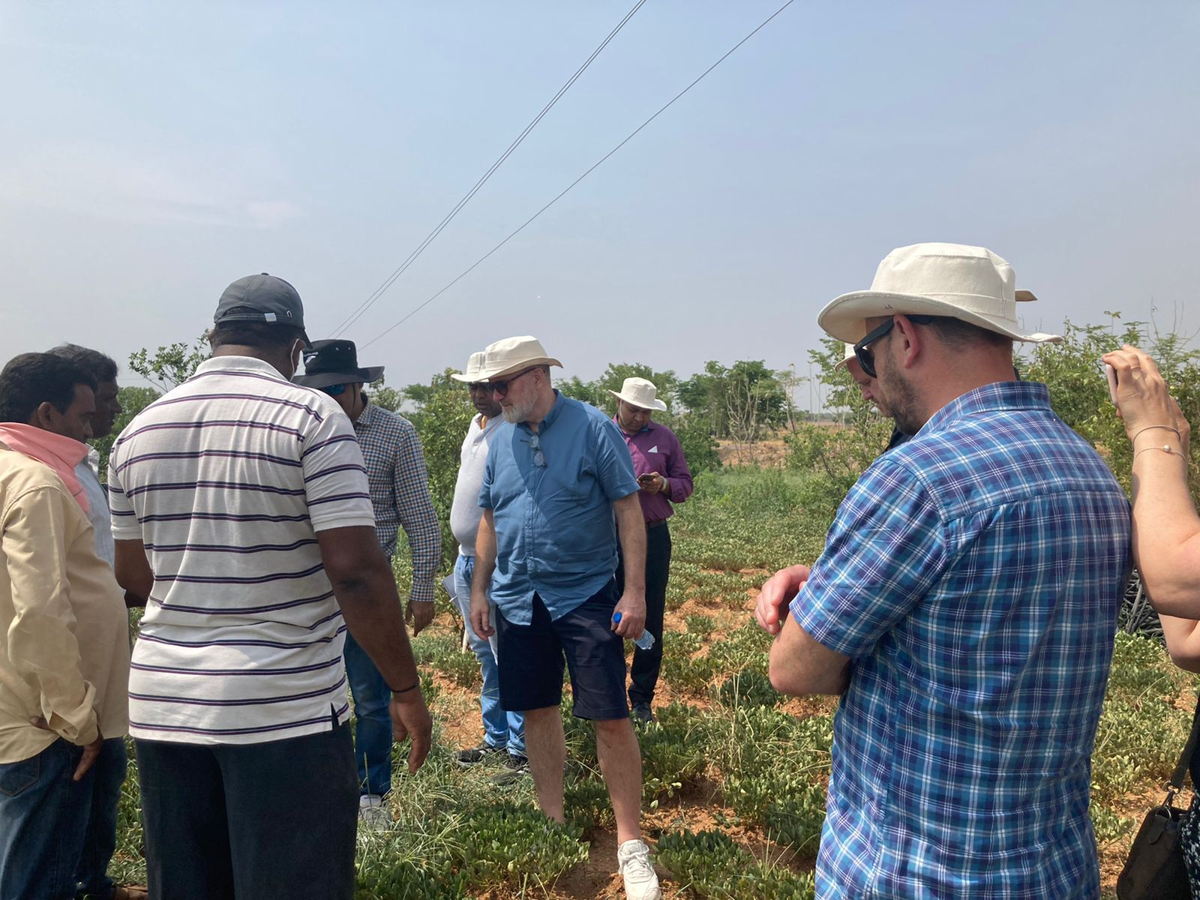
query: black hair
48 343 119 383
209 319 306 351
0 353 97 423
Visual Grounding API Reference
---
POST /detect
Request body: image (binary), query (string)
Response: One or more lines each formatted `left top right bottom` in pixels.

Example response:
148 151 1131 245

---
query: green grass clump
657 830 815 899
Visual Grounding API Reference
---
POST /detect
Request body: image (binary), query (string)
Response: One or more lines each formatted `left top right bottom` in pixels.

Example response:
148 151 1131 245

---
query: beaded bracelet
1133 444 1183 462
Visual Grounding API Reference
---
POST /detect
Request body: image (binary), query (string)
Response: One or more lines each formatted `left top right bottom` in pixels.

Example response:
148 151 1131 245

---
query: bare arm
318 525 431 772
754 564 850 696
114 538 153 603
1159 614 1200 673
611 493 647 638
1104 346 1200 615
470 510 497 638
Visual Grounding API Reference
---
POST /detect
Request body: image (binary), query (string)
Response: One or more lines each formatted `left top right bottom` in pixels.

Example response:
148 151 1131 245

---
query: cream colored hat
449 350 487 383
608 376 668 412
833 343 857 371
817 242 1060 345
477 335 563 381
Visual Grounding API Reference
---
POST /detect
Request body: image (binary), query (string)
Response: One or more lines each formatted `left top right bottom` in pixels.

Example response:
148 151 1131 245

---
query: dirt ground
428 578 1142 897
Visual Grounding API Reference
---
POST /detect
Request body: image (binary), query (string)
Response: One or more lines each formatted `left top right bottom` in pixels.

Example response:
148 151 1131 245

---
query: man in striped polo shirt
110 274 432 900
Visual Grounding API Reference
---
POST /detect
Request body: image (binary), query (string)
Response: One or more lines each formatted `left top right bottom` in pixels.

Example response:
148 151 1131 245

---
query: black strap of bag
1167 697 1200 804
1117 694 1200 900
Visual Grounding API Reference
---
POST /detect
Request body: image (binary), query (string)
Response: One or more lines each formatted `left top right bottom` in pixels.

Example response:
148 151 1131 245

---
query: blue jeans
343 631 393 796
453 554 525 755
0 736 125 900
77 738 127 898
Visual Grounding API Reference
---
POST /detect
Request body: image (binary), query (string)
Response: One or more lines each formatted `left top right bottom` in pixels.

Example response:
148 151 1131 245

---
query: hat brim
607 389 667 412
293 366 384 389
817 291 1062 345
481 357 563 381
450 371 484 383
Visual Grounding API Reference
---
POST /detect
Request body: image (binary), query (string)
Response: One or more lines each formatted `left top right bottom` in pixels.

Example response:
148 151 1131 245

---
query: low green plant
657 830 814 899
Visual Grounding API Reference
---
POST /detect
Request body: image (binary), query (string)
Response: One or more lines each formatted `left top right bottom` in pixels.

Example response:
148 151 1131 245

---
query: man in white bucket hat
754 243 1131 897
446 351 526 776
607 377 693 724
468 336 662 899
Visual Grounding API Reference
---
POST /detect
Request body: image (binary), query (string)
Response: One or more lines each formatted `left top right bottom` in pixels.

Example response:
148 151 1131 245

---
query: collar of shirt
194 354 291 383
353 396 380 433
517 389 564 435
613 415 657 437
918 380 1051 438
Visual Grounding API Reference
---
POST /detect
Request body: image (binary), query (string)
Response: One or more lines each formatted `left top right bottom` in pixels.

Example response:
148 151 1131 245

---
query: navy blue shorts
495 580 629 720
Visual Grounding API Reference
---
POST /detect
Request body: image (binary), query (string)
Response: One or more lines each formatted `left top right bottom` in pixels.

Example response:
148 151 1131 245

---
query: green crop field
107 465 1197 898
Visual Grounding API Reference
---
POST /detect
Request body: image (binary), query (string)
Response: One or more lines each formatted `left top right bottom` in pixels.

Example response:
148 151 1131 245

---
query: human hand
389 691 433 773
73 733 103 782
638 472 665 494
611 593 647 638
1102 346 1189 445
754 564 812 635
470 592 494 638
406 599 434 636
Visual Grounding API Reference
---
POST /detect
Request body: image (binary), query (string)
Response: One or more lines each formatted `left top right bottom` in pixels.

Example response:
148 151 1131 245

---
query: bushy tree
677 360 788 441
1020 315 1200 495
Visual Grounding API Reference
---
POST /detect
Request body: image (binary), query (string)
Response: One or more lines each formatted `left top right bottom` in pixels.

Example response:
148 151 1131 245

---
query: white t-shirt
449 413 502 557
108 356 375 745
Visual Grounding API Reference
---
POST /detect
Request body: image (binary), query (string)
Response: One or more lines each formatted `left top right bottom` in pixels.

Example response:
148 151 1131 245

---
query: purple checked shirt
614 419 694 523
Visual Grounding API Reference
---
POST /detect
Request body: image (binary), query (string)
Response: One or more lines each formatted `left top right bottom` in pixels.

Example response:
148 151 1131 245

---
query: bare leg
595 717 643 844
522 706 566 823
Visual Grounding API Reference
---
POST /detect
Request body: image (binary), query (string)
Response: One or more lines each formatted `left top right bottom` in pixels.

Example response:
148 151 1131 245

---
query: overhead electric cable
332 0 648 337
360 0 797 351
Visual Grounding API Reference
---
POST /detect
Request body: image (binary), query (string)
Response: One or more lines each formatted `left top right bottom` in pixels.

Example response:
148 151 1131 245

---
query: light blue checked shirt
792 381 1130 899
353 399 441 603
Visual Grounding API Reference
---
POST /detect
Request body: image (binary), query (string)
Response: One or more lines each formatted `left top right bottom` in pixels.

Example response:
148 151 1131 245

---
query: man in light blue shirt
470 336 662 900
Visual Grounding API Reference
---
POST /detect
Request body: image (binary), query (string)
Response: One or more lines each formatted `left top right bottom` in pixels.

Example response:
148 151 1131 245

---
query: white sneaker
617 839 661 900
358 794 390 831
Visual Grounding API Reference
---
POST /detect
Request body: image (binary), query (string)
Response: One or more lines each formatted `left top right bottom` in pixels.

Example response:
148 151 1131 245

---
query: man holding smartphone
609 377 693 724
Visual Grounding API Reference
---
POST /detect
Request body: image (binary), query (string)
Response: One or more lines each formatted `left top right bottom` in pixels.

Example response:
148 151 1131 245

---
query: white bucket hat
817 242 1060 344
449 350 487 383
475 335 563 381
834 342 857 371
608 376 668 412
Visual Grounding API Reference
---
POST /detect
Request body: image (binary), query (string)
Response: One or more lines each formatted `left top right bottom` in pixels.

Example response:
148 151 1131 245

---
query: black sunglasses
320 383 349 397
487 367 538 398
853 315 935 378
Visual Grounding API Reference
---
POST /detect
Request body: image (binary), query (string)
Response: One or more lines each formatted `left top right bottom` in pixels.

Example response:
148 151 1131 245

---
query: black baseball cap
213 273 309 342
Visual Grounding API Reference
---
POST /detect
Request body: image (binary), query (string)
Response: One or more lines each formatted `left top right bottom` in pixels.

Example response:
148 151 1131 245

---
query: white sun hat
834 343 857 371
475 335 563 381
608 376 668 412
449 350 487 383
817 242 1060 345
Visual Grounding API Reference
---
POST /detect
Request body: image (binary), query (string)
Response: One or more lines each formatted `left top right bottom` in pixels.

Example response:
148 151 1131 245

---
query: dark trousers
134 721 358 900
616 521 672 706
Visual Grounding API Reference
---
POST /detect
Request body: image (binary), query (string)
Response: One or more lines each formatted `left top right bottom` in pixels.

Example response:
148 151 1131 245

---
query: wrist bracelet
1132 424 1182 443
1133 444 1183 462
390 681 420 695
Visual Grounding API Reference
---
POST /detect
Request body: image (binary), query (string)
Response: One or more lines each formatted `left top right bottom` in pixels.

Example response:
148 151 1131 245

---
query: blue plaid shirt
792 382 1130 898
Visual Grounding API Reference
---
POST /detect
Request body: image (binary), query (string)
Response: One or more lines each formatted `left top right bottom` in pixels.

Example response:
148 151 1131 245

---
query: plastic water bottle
612 612 655 650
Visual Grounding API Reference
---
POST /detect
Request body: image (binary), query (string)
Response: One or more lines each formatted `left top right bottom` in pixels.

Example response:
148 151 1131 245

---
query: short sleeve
593 416 639 500
301 408 376 533
106 443 141 541
791 458 946 659
478 442 496 510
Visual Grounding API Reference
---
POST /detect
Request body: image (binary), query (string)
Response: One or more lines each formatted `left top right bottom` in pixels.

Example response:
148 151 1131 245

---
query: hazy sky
2 2 1197 405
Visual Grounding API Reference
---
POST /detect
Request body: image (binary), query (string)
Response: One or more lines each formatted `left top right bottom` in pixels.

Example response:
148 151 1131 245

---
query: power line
331 0 648 337
360 0 796 351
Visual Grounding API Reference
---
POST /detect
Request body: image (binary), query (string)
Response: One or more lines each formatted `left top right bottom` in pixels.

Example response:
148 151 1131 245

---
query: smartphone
638 473 655 485
1104 363 1119 405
